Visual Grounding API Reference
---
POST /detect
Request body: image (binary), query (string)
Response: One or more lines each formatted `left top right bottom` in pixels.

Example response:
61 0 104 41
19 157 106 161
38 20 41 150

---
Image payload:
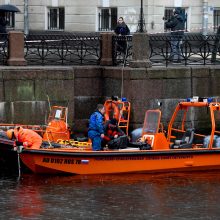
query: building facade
1 0 220 33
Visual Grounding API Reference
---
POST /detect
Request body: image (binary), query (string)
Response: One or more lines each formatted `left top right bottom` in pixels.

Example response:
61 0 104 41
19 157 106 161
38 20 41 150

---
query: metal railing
112 35 132 66
1 32 220 67
0 34 8 65
113 33 220 66
24 33 102 65
150 34 220 66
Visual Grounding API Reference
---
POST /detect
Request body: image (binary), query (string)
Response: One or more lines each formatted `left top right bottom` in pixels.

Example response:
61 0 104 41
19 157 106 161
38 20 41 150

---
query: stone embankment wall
0 66 219 133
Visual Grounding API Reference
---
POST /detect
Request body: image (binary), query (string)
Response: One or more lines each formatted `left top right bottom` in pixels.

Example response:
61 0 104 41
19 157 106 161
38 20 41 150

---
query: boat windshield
142 110 161 134
48 106 67 123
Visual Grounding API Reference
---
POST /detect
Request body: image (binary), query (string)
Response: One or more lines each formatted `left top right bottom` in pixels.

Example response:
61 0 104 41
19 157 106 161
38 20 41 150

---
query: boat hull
0 138 31 174
19 148 220 175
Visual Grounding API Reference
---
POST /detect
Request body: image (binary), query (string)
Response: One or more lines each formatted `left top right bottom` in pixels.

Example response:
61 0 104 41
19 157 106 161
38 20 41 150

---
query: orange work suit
14 127 42 149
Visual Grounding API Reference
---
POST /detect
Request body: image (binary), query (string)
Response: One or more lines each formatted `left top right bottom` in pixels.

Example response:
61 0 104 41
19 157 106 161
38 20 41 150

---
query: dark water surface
0 171 220 220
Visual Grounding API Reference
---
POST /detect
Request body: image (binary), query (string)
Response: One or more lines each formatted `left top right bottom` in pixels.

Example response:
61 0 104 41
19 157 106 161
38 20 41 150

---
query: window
98 8 117 31
164 8 187 32
214 9 220 32
48 7 65 30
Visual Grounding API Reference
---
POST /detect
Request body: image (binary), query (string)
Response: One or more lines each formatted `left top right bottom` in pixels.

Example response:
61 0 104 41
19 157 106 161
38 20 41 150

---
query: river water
1 171 220 220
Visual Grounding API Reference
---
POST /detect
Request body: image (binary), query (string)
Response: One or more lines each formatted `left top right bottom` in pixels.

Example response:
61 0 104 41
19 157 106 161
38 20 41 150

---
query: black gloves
15 141 23 146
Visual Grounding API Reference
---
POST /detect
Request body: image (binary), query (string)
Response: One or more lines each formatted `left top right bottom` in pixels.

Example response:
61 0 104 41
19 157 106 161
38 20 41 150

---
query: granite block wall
0 65 219 133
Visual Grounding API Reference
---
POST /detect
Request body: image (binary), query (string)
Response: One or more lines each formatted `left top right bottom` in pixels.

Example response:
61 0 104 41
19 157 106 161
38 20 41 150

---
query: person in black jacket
103 118 128 149
165 7 185 63
103 119 124 145
0 12 7 34
114 17 130 53
114 17 130 36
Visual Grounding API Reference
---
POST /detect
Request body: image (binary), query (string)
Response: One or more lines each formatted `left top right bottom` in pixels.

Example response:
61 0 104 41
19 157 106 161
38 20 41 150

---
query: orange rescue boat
9 97 220 175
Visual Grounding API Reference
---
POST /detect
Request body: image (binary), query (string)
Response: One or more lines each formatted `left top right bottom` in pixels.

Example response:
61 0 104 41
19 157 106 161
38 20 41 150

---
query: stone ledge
191 67 210 77
2 69 75 80
130 60 152 68
74 66 102 78
7 58 27 66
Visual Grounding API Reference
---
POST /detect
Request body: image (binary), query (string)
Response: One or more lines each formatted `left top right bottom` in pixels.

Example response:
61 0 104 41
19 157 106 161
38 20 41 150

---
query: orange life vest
104 101 120 121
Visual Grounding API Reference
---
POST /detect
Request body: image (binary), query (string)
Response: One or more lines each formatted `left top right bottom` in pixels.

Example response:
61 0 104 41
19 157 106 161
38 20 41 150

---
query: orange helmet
6 129 14 139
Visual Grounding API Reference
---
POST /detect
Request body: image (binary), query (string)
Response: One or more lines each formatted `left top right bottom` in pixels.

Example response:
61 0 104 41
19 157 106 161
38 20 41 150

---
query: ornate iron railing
0 32 220 66
112 35 132 66
113 33 220 66
150 34 220 66
24 34 102 65
0 34 8 65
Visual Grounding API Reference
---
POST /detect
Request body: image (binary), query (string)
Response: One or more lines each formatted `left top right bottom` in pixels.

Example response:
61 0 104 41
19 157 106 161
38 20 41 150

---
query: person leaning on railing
164 7 185 63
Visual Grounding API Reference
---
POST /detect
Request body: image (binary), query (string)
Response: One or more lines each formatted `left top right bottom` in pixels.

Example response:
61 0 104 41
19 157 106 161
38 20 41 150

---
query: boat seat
171 128 195 149
128 141 152 150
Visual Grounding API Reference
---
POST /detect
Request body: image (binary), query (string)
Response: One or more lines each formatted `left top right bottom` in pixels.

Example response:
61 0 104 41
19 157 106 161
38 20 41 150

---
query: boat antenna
64 98 69 129
47 94 51 112
120 36 129 99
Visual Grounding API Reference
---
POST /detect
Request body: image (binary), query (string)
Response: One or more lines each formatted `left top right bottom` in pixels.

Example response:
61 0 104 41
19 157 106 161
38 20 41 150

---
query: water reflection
1 172 220 219
14 185 43 218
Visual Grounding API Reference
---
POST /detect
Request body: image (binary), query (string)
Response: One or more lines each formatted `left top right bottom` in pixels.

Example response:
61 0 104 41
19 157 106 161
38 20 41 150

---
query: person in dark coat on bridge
165 7 185 63
0 12 7 34
114 17 130 53
114 17 130 36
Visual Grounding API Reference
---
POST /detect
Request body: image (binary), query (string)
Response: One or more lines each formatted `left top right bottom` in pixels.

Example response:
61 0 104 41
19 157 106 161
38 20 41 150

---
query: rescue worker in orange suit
103 118 124 147
6 126 42 149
